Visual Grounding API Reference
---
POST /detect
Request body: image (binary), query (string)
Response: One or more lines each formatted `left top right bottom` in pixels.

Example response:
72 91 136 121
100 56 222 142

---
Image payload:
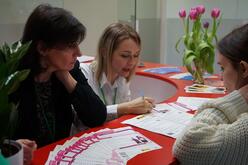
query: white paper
122 105 193 138
45 127 161 165
176 96 213 110
77 55 95 63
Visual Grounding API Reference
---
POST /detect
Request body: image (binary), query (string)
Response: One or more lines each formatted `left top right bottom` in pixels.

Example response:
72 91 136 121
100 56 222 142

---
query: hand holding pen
140 90 155 111
117 91 155 116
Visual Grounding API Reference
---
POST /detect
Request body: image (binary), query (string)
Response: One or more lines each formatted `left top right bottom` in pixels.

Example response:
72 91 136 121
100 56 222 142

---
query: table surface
31 62 224 165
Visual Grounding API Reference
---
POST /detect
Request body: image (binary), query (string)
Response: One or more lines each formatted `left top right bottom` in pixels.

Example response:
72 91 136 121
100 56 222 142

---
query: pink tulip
189 8 198 21
179 9 186 18
196 5 205 14
211 8 221 18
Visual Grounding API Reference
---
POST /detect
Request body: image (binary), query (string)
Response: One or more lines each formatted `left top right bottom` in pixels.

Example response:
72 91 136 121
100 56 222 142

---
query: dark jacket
11 61 106 147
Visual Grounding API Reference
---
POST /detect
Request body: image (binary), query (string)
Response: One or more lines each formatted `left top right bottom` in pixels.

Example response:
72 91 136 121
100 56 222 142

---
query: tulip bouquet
175 5 221 84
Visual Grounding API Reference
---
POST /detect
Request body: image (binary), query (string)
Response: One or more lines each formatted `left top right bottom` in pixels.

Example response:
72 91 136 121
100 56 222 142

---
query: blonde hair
94 23 141 83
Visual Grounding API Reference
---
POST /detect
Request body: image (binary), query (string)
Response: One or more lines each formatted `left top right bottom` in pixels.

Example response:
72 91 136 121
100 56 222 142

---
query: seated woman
10 4 106 164
72 23 155 132
173 23 248 164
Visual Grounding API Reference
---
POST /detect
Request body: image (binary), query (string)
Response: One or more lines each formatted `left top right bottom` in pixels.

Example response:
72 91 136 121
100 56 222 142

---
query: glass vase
192 61 204 84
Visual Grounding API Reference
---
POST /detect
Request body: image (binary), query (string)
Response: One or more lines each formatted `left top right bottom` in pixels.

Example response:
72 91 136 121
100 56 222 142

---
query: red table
32 62 224 165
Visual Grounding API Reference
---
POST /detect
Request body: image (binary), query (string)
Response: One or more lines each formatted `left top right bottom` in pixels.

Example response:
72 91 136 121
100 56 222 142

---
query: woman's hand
16 139 37 165
55 71 77 93
117 97 155 116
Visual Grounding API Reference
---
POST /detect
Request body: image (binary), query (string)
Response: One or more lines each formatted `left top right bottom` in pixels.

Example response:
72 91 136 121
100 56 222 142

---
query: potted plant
175 5 221 84
0 41 31 164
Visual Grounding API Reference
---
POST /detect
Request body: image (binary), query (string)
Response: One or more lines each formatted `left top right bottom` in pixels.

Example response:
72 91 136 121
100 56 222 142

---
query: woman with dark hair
173 24 248 164
11 4 106 164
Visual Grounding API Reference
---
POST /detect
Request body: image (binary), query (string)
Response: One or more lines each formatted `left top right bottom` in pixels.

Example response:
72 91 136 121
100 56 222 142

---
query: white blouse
80 62 131 121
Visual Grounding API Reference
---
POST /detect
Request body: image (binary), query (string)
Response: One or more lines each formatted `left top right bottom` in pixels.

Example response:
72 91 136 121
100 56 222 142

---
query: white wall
0 0 118 58
117 0 161 63
64 0 118 56
0 0 63 44
0 0 63 24
117 0 134 21
137 0 158 19
0 0 160 62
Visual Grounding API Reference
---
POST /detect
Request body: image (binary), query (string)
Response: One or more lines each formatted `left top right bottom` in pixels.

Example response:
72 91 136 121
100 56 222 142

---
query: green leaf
183 49 195 63
185 56 195 75
0 50 5 65
184 54 196 66
175 37 183 53
8 103 18 138
11 41 31 60
217 15 222 29
0 108 11 139
214 35 218 43
5 69 30 95
1 43 12 61
206 50 215 73
0 90 11 139
195 41 215 73
0 64 8 89
0 90 9 112
183 49 196 74
186 17 189 35
6 59 19 75
11 41 19 51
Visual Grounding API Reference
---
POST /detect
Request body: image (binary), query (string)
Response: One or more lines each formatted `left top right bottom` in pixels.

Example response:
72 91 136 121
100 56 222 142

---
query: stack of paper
143 67 181 74
122 103 194 138
185 84 226 94
45 127 161 165
169 72 218 80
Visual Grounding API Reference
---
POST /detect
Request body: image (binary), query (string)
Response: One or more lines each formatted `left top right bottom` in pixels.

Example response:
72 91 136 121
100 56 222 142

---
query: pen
140 90 144 100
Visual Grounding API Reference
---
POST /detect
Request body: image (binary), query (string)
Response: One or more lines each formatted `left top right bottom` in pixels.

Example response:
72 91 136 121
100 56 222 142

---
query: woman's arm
105 96 155 121
173 90 248 164
57 61 106 127
105 81 155 120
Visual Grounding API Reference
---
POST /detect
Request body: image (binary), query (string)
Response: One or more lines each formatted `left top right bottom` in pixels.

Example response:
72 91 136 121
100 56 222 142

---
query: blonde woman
72 23 155 133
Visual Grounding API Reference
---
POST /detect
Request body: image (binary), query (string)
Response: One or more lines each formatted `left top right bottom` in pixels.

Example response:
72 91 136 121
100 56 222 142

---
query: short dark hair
20 4 86 75
217 24 248 68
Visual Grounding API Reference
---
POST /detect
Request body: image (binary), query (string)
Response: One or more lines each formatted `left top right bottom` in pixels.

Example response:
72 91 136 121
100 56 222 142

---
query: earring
41 52 46 57
40 56 48 70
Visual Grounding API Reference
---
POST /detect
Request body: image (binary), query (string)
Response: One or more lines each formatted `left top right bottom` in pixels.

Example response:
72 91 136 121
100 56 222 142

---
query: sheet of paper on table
122 103 194 139
176 96 214 110
184 84 226 94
